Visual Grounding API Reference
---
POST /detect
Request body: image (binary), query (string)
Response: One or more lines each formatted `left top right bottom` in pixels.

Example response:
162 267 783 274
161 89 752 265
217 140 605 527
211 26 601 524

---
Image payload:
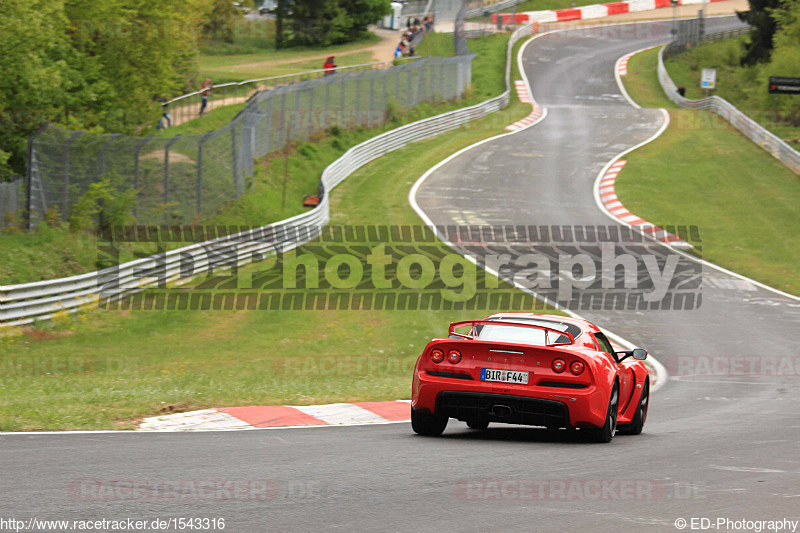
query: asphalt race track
4 17 800 533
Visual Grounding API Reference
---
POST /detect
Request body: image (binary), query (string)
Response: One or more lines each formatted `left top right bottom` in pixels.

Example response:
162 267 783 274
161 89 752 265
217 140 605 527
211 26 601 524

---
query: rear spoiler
448 320 575 346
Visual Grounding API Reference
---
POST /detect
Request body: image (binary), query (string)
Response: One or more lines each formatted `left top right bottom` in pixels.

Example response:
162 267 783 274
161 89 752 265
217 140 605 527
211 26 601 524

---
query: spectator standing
156 97 171 129
323 55 337 76
199 78 213 116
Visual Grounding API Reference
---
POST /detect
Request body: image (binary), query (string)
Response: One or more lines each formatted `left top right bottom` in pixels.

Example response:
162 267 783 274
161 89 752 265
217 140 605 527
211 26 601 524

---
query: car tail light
552 358 566 373
430 349 444 363
447 350 462 364
570 361 584 375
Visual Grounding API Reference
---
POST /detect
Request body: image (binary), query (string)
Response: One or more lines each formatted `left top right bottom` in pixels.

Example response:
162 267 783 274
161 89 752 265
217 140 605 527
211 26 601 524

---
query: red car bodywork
411 313 650 438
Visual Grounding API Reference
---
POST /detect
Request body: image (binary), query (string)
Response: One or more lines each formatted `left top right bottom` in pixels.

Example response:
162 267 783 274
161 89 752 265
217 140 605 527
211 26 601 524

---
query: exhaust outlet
491 405 512 418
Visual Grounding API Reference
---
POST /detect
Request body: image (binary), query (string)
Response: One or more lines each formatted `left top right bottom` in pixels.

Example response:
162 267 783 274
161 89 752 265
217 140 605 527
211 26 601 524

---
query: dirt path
366 27 404 63
167 95 252 128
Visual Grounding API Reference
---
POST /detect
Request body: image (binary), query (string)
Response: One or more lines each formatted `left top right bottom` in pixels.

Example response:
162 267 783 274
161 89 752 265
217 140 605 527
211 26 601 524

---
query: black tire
411 408 448 436
585 382 619 443
466 419 489 430
618 379 649 435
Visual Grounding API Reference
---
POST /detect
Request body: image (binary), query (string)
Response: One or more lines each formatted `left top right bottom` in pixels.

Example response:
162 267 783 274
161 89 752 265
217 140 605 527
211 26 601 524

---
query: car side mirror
616 348 647 362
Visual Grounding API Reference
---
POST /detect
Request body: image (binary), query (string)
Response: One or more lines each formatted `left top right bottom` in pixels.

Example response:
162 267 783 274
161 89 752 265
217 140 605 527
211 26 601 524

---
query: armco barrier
0 23 537 328
658 39 800 175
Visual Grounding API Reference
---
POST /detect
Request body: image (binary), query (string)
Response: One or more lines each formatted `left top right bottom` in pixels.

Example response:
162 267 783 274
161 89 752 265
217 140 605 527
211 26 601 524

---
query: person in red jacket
323 56 337 76
199 78 213 116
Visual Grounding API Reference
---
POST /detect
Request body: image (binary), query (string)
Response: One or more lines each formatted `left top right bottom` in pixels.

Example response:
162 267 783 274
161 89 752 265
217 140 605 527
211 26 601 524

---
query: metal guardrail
0 22 538 328
658 33 800 175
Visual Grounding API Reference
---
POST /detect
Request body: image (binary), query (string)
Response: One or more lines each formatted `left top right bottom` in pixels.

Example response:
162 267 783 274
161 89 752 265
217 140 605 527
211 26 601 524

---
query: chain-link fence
463 0 526 20
0 178 23 229
27 55 474 227
667 15 706 55
401 0 452 21
664 26 748 59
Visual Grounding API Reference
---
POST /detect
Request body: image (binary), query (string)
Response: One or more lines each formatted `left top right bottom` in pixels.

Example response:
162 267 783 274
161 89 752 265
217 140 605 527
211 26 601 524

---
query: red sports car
411 313 650 442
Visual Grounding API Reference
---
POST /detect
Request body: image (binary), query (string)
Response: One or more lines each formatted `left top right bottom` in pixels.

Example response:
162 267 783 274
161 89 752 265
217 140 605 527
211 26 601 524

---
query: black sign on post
769 76 800 95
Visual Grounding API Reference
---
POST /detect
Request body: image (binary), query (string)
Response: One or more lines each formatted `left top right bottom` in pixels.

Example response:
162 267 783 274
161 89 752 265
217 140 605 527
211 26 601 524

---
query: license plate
480 368 529 385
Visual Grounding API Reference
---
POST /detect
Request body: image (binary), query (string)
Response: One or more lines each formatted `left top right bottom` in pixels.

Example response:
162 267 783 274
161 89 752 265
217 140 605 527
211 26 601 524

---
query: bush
68 176 137 233
2 210 24 234
385 97 400 124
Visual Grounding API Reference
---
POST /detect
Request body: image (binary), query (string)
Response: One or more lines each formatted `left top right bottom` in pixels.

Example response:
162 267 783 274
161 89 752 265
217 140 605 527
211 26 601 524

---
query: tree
289 0 389 47
339 0 392 40
0 0 202 180
275 0 288 49
756 1 800 115
200 0 244 44
65 0 201 129
737 0 782 65
0 0 83 179
290 0 347 47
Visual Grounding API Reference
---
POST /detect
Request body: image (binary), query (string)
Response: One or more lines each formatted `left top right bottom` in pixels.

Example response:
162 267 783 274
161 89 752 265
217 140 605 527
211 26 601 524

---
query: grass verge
617 46 800 296
0 32 550 431
623 47 676 109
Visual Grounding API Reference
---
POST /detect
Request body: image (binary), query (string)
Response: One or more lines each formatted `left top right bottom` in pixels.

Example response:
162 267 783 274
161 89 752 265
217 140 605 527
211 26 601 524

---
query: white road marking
293 403 389 425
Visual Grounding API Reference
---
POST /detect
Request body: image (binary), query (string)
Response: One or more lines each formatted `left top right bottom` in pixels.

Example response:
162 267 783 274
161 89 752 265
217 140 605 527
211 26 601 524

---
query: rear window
477 319 578 346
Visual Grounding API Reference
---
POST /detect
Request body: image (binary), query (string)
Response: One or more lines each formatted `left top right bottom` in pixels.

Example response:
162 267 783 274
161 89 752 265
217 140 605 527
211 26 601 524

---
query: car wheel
411 408 448 436
466 419 489 430
586 382 619 443
618 379 649 435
